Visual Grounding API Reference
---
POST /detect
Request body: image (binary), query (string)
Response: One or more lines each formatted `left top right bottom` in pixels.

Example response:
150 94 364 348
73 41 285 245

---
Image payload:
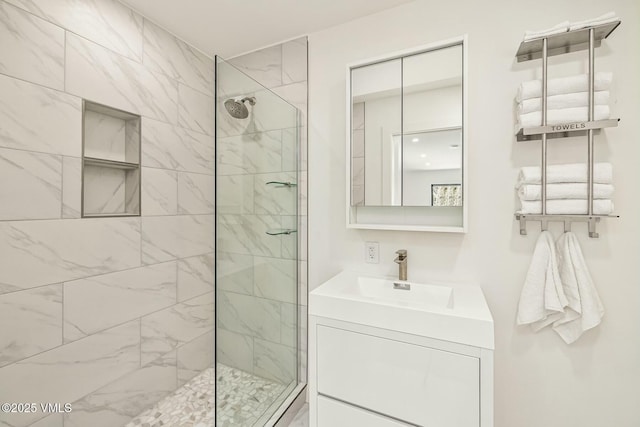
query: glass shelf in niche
265 181 297 187
265 229 297 236
84 157 139 170
82 101 141 217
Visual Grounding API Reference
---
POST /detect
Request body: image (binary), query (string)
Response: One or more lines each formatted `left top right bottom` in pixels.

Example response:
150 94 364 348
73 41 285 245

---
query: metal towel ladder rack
514 20 621 238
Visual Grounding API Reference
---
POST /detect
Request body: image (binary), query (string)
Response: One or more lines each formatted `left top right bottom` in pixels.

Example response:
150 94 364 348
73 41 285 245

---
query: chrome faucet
394 249 408 281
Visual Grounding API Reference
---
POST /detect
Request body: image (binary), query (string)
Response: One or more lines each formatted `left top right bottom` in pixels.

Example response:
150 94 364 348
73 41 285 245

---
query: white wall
404 169 461 206
308 1 640 426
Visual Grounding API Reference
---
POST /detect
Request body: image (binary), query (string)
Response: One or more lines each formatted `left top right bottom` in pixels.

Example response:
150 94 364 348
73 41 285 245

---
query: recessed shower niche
82 101 141 217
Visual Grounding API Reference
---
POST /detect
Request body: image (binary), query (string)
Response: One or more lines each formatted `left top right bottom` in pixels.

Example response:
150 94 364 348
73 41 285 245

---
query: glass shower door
215 57 300 426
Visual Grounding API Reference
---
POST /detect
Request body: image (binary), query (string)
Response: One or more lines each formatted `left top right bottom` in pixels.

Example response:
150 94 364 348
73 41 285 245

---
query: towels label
550 122 587 131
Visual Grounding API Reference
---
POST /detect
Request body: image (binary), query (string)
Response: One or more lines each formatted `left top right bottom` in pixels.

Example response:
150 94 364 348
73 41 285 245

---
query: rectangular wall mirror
347 36 467 231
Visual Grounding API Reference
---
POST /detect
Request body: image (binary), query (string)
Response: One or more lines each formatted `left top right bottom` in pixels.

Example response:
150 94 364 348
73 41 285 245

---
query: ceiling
120 0 415 58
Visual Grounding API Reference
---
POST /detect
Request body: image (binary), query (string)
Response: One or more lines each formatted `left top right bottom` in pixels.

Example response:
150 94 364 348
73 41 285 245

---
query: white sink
356 276 454 309
310 271 494 349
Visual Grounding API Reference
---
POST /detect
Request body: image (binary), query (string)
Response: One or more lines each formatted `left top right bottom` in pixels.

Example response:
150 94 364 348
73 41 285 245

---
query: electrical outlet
365 241 379 264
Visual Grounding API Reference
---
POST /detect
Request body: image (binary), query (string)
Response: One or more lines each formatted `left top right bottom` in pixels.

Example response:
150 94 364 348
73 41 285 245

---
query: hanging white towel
517 72 613 101
517 231 568 330
517 183 615 201
518 105 610 128
569 12 619 31
518 91 610 114
552 232 605 344
517 163 613 187
523 21 569 41
518 199 614 215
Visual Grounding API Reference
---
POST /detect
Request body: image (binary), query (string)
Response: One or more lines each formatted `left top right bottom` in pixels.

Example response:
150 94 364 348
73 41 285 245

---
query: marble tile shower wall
351 102 365 206
217 37 308 386
0 1 215 426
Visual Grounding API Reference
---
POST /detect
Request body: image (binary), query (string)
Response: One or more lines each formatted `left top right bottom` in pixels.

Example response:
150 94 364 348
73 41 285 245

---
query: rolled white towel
517 163 613 186
517 72 612 101
518 105 610 128
518 91 610 114
518 183 614 201
569 12 619 31
523 21 569 41
518 199 614 215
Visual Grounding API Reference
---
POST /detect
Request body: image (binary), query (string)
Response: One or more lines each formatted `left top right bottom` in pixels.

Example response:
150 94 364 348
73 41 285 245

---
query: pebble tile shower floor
216 364 288 426
126 364 287 427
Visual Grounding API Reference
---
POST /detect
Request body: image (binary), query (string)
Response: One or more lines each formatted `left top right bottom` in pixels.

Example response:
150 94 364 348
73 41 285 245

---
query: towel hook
588 217 599 238
519 214 528 235
564 220 572 233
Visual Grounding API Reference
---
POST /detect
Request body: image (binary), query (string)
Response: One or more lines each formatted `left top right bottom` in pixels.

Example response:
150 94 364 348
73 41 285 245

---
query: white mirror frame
345 35 468 232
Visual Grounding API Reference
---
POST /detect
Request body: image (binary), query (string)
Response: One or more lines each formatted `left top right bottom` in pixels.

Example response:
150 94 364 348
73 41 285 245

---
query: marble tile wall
83 110 128 161
64 351 177 427
0 73 82 157
63 262 178 343
62 157 82 218
177 253 215 302
0 284 63 368
0 1 215 426
141 292 214 365
0 321 140 426
352 102 366 205
0 1 64 89
4 0 144 61
0 148 62 220
65 33 179 125
83 165 129 214
219 37 308 385
176 330 215 386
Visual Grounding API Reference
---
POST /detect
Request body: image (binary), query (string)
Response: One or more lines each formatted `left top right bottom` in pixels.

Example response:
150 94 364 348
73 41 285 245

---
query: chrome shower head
224 96 256 119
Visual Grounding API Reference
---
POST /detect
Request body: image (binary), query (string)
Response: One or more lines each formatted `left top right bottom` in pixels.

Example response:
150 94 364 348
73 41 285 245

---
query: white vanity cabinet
309 271 494 427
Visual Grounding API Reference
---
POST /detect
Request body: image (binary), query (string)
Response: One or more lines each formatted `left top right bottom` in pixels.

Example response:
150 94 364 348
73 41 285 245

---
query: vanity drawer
318 395 412 427
316 325 480 426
